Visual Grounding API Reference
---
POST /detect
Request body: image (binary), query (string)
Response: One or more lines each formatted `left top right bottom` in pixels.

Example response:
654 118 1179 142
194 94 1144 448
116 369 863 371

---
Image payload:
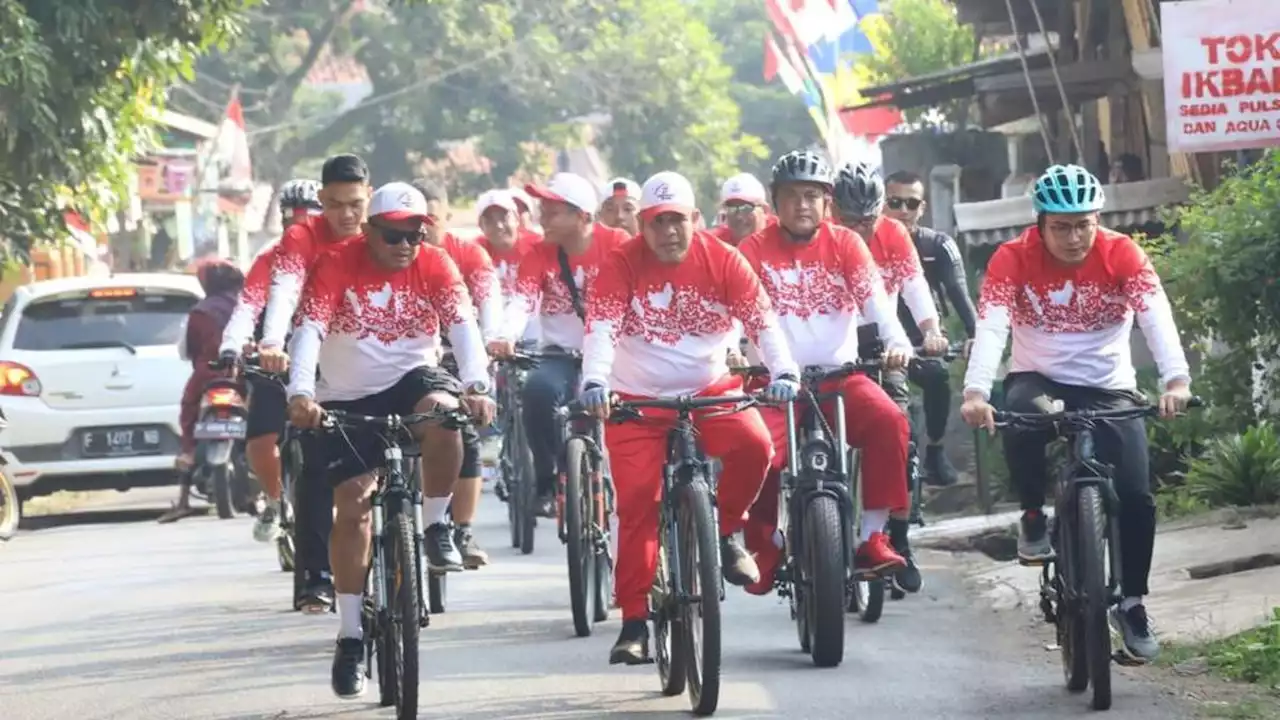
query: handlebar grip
1187 396 1205 409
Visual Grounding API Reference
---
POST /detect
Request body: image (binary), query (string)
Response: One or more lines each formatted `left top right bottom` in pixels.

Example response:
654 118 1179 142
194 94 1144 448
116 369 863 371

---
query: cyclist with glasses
708 173 772 248
959 164 1193 662
580 171 800 665
286 182 495 699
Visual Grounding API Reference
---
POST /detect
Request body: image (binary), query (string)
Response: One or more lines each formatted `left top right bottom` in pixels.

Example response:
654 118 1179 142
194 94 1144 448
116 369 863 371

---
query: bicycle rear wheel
564 438 593 636
1078 485 1112 710
592 474 614 624
377 505 420 719
676 479 721 717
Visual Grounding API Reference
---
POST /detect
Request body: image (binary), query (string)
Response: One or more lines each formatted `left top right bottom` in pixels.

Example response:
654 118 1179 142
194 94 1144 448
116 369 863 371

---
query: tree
854 0 977 124
0 0 248 260
693 0 822 181
173 0 761 209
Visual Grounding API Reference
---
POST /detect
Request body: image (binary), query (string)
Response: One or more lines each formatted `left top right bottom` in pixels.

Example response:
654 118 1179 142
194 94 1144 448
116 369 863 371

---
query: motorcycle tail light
204 388 242 407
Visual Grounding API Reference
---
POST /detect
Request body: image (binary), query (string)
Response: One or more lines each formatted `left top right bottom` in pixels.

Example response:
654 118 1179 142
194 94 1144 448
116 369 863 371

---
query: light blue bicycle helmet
1031 164 1105 214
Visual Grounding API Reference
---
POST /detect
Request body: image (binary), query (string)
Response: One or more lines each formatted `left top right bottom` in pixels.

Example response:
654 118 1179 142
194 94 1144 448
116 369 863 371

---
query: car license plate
82 427 163 457
193 419 247 440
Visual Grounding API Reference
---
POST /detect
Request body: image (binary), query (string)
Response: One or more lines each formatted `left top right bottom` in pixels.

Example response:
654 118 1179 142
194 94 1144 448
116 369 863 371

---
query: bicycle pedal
1018 556 1050 567
1111 650 1146 667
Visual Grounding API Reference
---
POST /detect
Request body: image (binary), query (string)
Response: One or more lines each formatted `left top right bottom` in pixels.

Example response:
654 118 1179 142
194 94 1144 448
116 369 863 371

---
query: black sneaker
330 637 366 698
1018 509 1054 562
1111 604 1160 661
923 444 959 487
425 522 464 572
299 572 335 614
887 519 922 594
720 535 760 587
454 525 489 569
609 619 652 665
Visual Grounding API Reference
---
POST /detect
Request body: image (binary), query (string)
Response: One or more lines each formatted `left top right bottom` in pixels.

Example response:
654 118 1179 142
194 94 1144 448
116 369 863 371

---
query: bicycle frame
555 407 612 545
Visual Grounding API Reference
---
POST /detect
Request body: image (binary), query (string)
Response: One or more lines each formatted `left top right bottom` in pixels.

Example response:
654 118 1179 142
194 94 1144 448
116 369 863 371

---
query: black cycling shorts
246 374 287 440
320 366 476 485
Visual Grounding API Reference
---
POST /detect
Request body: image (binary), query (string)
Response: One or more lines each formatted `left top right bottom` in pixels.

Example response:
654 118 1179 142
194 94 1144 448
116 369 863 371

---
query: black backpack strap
557 247 587 321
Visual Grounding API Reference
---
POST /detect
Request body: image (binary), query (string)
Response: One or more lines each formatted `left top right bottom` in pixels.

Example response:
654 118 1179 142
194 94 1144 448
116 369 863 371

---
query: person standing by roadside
884 170 978 488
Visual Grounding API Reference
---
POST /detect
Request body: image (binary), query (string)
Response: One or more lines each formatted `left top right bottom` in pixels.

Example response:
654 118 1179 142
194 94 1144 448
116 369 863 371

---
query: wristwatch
464 380 491 396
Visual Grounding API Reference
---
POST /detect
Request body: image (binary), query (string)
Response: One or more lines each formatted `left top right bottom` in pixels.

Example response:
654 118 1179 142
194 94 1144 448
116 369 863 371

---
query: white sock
861 509 889 542
423 495 452 527
1121 596 1143 612
337 593 363 639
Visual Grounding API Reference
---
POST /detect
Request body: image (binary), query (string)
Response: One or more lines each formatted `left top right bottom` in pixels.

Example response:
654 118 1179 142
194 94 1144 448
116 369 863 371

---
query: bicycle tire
518 429 537 555
655 529 688 698
1078 485 1112 710
380 505 421 718
592 475 614 624
804 495 846 667
677 479 721 717
211 463 234 519
0 469 20 541
505 413 522 549
1056 505 1088 693
564 438 593 637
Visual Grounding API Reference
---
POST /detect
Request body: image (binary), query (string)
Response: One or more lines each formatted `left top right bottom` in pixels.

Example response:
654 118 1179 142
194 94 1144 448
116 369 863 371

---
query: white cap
720 173 767 205
477 189 518 217
525 172 599 215
509 188 534 213
639 171 697 221
369 182 432 223
602 177 641 201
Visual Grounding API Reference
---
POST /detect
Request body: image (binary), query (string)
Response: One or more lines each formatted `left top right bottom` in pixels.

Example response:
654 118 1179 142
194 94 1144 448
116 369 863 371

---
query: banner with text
1162 0 1280 153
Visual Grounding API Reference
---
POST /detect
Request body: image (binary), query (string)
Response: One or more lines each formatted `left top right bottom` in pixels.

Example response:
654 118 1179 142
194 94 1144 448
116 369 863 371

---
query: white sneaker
253 502 281 543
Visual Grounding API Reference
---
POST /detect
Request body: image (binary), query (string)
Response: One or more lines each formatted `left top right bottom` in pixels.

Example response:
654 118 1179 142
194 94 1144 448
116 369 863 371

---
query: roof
154 110 219 140
843 50 1052 112
14 273 203 301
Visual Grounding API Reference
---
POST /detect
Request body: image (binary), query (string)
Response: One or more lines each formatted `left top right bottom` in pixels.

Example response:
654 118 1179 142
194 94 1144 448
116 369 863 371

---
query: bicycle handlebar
992 396 1204 429
495 347 582 369
731 344 963 383
320 407 472 432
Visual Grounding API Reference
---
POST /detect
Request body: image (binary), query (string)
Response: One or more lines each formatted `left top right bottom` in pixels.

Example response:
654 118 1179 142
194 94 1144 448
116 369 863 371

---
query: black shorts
246 375 287 440
320 366 477 485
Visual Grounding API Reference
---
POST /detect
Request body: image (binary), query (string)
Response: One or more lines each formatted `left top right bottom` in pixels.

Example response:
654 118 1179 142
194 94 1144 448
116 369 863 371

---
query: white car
0 273 201 502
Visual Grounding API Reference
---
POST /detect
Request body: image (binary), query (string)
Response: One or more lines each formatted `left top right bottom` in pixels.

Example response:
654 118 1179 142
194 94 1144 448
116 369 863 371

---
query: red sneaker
855 532 906 576
743 522 780 596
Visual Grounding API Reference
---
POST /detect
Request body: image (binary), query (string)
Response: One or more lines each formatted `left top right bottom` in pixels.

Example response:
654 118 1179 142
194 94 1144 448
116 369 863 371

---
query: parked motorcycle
190 374 258 519
0 408 20 540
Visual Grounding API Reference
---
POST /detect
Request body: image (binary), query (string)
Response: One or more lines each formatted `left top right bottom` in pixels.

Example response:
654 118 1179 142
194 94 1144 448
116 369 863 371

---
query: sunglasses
886 197 923 211
374 225 425 246
724 203 759 215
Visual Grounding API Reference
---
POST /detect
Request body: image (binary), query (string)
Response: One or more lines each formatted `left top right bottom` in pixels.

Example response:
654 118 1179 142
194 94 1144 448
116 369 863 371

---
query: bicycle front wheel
803 495 846 667
1078 485 1112 710
378 505 420 719
564 437 593 637
676 478 721 717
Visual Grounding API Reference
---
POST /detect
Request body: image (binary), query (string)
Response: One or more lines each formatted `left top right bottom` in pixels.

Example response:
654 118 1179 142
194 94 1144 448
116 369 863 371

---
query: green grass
1160 608 1280 718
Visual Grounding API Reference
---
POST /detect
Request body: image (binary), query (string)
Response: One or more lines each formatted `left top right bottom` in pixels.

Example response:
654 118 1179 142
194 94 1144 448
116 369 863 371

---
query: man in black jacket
885 171 977 487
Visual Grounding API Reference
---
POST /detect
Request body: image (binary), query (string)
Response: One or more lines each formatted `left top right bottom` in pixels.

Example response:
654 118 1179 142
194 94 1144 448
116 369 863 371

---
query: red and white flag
216 95 253 193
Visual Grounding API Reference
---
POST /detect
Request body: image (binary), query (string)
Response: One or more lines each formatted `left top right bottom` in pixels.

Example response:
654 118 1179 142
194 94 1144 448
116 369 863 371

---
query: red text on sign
1181 67 1280 99
1200 33 1280 64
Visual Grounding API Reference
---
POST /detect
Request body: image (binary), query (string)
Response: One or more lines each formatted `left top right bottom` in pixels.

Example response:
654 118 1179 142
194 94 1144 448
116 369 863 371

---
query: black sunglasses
886 197 923 211
374 225 425 246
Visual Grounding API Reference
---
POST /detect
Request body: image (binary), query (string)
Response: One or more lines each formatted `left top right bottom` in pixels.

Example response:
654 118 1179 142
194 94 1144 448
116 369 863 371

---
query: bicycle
493 347 581 555
558 401 615 637
994 398 1201 711
319 406 472 720
608 393 759 717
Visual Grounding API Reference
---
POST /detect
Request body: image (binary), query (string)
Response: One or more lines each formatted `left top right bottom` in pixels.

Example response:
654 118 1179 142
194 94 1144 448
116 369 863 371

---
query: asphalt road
0 490 1196 720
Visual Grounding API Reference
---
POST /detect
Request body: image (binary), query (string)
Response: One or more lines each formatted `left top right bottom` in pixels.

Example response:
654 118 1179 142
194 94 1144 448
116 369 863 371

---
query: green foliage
1184 422 1280 508
0 0 249 259
854 0 976 124
1150 151 1280 429
1203 607 1280 689
177 0 761 207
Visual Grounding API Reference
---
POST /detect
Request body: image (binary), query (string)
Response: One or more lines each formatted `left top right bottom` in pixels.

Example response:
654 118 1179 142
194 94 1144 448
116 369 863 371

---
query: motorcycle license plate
194 419 247 440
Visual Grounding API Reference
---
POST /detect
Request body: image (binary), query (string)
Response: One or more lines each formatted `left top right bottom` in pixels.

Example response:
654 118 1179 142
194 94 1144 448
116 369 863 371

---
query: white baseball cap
639 171 697 221
369 181 433 223
477 189 518 217
720 173 768 205
525 172 599 215
602 177 641 202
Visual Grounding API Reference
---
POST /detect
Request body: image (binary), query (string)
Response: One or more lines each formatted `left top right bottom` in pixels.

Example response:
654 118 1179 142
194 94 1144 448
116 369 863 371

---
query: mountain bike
559 401 614 637
610 393 758 717
320 406 471 720
995 398 1201 711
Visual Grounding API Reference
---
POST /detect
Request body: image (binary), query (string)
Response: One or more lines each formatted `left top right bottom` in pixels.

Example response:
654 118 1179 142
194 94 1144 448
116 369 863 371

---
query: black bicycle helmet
278 179 322 220
833 162 885 218
770 150 834 202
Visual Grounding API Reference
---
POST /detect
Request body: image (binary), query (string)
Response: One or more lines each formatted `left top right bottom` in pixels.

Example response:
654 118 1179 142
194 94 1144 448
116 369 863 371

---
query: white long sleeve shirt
963 227 1191 399
865 216 939 332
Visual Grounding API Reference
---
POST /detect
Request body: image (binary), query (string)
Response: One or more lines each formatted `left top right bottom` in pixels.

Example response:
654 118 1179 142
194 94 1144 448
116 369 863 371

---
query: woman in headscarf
159 259 246 523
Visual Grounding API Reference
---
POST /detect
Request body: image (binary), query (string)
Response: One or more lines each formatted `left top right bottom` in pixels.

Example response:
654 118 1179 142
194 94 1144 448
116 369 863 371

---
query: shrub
1184 422 1280 508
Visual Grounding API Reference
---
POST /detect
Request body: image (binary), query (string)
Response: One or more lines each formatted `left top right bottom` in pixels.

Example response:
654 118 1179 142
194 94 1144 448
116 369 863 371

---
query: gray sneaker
1017 510 1054 563
424 523 464 572
454 525 489 569
1111 604 1160 662
252 502 281 543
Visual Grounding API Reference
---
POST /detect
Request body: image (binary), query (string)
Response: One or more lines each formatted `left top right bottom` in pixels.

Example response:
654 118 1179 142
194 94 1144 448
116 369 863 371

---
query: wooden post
1119 0 1198 182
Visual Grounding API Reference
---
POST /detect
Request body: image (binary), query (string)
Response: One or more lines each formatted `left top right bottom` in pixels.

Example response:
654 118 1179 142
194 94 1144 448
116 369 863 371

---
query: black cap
321 154 369 186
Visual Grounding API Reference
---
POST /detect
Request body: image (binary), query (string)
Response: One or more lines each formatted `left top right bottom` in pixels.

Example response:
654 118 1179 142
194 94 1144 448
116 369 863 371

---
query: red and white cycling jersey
500 223 629 350
582 231 797 397
963 226 1190 398
738 221 910 368
440 232 502 341
863 216 937 329
261 215 352 349
287 240 486 403
219 239 280 355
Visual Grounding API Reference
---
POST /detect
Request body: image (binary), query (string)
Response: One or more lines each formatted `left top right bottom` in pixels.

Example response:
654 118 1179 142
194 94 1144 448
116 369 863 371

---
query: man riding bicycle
737 150 913 596
708 172 772 248
285 182 496 699
831 161 948 595
486 172 629 517
598 177 641 236
578 171 801 666
959 164 1193 663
